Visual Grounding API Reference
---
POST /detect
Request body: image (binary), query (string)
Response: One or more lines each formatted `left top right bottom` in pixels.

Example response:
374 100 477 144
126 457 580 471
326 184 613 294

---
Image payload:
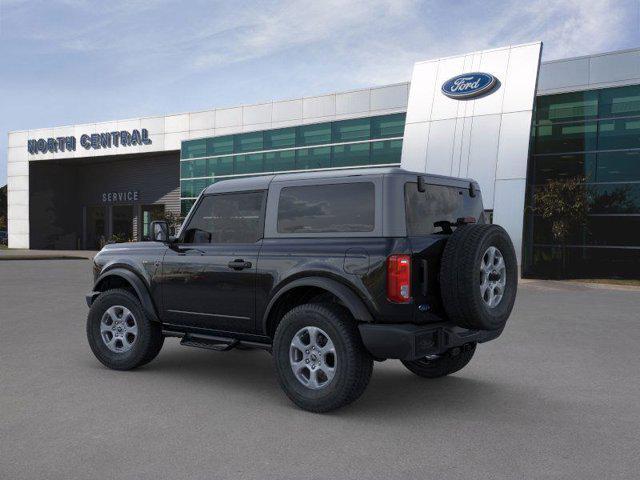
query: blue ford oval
441 72 497 99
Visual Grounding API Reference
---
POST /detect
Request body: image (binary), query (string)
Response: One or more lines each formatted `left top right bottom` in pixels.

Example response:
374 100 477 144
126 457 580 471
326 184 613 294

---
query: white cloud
4 0 634 84
486 0 631 60
338 0 634 85
189 0 420 70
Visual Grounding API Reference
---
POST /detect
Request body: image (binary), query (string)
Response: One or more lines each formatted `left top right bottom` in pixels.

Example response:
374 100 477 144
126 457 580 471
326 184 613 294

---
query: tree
533 177 589 277
162 210 185 236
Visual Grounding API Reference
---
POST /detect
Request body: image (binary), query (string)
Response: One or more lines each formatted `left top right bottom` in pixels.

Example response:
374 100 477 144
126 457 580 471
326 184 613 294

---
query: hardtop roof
202 167 476 195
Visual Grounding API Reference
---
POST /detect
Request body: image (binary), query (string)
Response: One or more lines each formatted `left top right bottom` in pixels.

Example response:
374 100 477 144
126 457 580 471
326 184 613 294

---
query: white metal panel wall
401 43 542 265
6 142 29 248
537 47 640 95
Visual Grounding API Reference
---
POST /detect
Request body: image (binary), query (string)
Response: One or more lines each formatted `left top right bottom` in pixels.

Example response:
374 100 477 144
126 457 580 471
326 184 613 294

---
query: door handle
228 259 252 270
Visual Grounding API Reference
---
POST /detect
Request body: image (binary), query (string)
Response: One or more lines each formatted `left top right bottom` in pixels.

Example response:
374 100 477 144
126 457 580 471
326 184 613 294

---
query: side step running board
180 333 239 352
163 329 272 352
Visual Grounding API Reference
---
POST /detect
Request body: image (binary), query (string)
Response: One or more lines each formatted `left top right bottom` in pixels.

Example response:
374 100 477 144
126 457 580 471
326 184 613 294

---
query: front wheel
401 343 476 378
273 303 373 413
86 289 164 371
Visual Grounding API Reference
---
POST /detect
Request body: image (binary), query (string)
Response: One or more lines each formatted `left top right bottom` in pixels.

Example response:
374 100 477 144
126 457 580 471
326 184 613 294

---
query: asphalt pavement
1 260 639 479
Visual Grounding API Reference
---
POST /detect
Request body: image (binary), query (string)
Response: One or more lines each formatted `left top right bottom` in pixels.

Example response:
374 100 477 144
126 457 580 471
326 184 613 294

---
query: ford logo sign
441 72 497 99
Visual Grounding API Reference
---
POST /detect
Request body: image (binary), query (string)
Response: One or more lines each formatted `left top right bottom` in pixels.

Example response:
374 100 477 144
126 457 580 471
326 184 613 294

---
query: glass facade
180 113 405 214
524 85 640 278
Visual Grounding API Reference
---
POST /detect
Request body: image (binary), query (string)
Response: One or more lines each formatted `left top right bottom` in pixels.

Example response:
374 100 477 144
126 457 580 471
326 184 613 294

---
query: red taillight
387 254 411 303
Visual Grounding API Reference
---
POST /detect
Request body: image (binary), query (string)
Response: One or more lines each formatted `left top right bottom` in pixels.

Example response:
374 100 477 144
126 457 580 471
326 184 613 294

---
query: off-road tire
86 289 164 370
273 303 373 413
440 224 517 330
401 343 476 378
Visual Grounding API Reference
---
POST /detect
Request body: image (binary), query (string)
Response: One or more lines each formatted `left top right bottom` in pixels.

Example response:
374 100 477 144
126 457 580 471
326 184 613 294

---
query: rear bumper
358 322 502 361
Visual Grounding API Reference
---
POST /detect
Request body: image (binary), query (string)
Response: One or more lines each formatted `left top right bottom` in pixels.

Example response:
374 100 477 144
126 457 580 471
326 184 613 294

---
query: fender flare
90 268 160 322
261 276 373 333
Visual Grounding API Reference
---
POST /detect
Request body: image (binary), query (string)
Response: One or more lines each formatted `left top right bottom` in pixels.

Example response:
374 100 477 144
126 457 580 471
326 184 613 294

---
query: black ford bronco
86 167 517 412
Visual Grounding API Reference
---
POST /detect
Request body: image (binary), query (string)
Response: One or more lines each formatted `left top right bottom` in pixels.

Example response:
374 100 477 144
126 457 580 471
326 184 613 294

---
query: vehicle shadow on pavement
348 368 519 418
83 344 277 389
83 343 555 421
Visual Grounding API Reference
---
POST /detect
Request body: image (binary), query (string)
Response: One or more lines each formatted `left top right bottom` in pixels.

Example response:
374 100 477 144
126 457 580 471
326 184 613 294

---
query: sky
1 0 639 186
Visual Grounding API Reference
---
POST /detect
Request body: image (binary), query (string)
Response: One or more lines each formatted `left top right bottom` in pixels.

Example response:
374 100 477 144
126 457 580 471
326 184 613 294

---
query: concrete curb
0 255 91 261
0 249 96 261
562 280 640 292
522 278 640 292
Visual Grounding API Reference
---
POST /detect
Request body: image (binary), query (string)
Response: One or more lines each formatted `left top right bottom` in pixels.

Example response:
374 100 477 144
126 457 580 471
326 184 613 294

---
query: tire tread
86 288 164 370
273 303 373 413
440 224 517 330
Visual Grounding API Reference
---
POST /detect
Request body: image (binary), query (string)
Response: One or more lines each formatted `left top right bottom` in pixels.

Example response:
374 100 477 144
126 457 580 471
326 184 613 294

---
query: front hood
100 241 166 251
94 241 167 270
92 241 167 284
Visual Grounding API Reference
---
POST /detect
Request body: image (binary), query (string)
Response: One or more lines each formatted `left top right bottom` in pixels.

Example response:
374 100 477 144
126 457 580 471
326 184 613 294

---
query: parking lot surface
1 260 639 479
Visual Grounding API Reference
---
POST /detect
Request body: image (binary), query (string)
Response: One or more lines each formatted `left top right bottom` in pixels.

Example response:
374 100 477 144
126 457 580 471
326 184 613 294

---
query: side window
277 182 375 234
404 182 465 235
182 191 265 244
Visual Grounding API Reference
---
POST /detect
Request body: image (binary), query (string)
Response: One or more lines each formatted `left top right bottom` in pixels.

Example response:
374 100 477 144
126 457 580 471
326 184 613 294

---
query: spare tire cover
439 224 518 331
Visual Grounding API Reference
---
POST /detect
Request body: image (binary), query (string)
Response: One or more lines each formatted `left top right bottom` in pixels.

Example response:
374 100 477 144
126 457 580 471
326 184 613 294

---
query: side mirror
150 220 169 243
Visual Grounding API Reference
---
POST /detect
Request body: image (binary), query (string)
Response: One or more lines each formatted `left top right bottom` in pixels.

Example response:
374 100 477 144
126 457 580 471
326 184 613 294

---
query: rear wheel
86 289 164 370
273 303 373 412
401 343 476 378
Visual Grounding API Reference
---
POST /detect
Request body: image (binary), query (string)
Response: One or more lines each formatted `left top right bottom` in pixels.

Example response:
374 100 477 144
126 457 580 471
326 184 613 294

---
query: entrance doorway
83 204 167 249
86 206 107 250
112 205 134 242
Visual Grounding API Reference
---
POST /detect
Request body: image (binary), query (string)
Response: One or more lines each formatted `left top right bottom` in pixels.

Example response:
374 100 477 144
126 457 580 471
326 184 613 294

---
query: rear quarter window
277 182 375 233
405 182 479 235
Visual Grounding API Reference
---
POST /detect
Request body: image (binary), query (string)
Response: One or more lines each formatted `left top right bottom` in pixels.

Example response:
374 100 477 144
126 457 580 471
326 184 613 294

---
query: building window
208 156 234 177
264 150 295 172
371 113 406 138
235 153 264 175
178 113 406 215
297 123 332 146
264 128 296 149
295 147 331 170
181 139 206 159
181 199 196 216
370 139 402 165
332 118 370 142
332 143 370 167
234 132 263 153
206 136 233 156
524 85 640 279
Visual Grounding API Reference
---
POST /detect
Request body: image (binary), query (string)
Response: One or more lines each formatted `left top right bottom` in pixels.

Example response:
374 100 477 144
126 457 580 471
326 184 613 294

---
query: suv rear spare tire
439 224 517 331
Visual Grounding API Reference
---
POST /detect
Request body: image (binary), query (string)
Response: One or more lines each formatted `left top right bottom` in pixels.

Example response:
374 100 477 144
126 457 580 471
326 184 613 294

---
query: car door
160 190 266 333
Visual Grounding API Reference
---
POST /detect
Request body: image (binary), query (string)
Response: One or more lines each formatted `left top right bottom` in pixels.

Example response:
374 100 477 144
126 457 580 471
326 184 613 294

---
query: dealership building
6 43 640 278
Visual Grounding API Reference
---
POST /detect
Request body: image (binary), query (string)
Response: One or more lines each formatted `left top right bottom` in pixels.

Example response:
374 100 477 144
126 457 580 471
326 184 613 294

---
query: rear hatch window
405 182 483 236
